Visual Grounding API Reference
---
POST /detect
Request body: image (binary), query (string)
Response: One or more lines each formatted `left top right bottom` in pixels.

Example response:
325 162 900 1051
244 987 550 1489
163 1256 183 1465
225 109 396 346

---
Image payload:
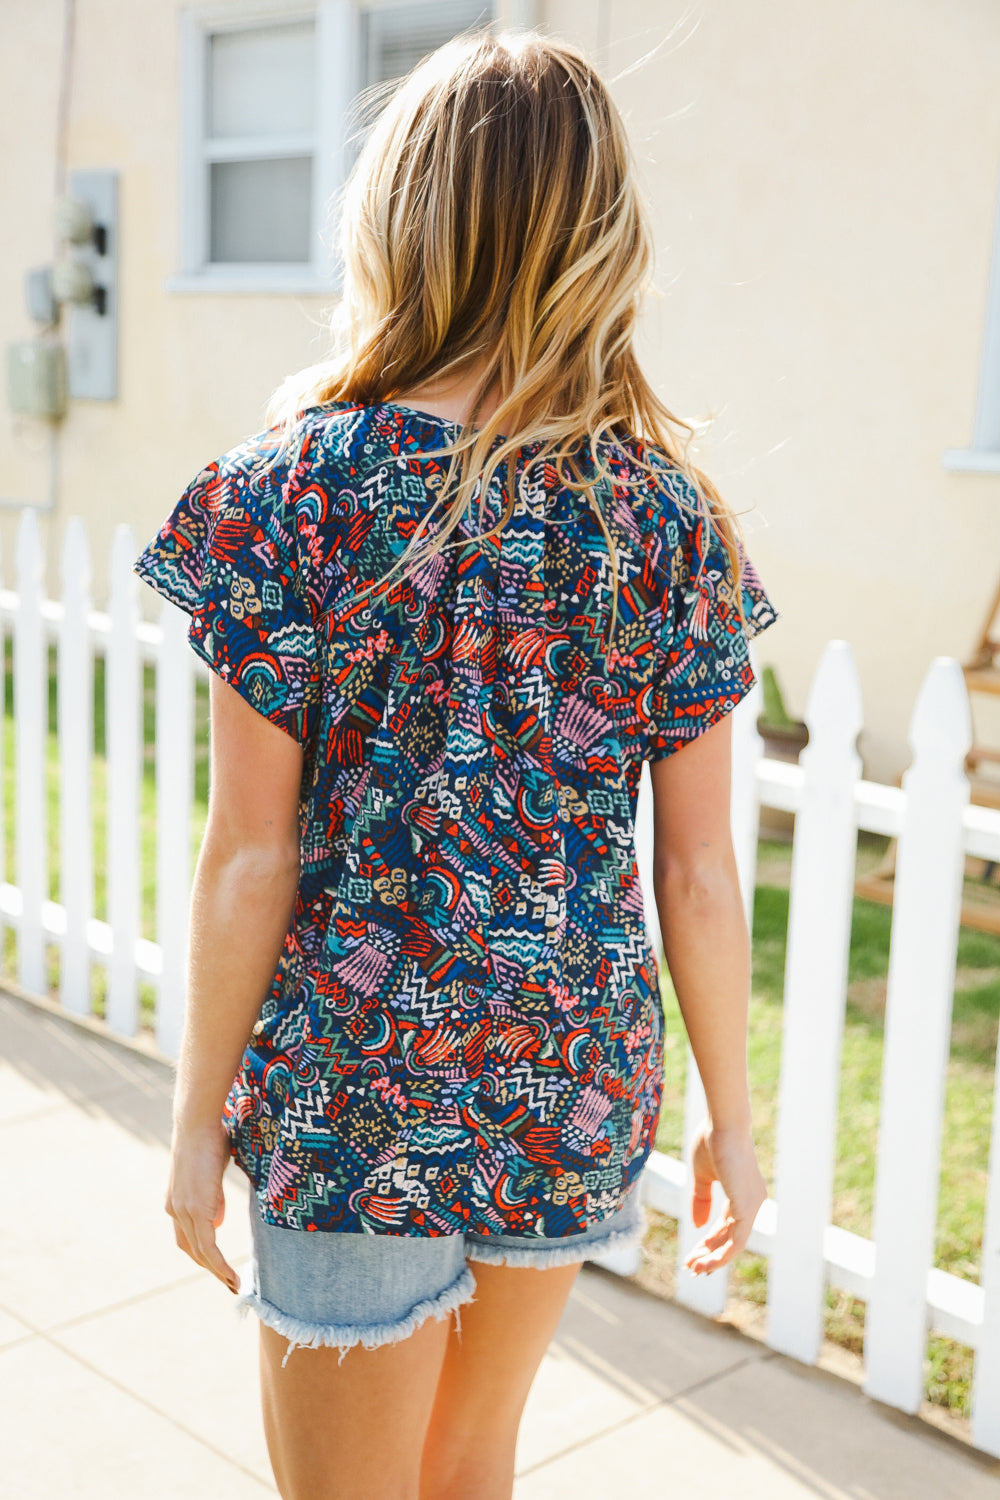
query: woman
134 26 779 1500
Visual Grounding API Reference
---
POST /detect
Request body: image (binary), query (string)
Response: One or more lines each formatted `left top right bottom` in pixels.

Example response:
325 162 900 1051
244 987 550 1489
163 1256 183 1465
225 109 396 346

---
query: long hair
267 26 751 645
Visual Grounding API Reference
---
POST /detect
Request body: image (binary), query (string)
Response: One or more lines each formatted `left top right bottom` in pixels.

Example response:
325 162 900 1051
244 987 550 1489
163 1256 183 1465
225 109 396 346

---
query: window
207 21 316 265
363 2 493 87
172 2 498 294
944 171 1000 475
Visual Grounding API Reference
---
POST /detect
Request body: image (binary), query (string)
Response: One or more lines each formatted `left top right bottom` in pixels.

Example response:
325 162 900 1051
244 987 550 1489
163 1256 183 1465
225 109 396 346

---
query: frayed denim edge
234 1263 477 1369
464 1206 648 1270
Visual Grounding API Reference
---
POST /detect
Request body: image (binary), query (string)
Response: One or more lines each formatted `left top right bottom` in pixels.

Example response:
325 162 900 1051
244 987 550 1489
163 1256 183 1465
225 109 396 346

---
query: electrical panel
65 169 118 400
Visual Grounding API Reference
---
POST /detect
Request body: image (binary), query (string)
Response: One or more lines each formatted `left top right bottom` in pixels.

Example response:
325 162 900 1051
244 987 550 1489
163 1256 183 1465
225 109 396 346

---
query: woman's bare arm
166 672 304 1289
649 711 752 1132
649 710 767 1274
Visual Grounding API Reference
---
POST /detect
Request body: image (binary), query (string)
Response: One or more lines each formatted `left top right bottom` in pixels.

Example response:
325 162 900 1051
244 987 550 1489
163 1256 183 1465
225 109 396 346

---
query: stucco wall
2 0 999 780
550 0 1000 780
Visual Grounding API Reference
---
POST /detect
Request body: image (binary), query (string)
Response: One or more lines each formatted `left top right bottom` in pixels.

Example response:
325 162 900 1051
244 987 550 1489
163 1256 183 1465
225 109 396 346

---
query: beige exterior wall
571 0 1000 784
2 0 999 780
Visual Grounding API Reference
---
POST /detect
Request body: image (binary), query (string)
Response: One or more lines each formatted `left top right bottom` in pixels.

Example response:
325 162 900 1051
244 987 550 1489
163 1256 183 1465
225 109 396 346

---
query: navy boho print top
133 399 779 1238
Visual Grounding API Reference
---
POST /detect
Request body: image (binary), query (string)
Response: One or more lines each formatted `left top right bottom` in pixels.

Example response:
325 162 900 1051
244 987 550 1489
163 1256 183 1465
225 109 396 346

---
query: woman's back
134 394 776 1238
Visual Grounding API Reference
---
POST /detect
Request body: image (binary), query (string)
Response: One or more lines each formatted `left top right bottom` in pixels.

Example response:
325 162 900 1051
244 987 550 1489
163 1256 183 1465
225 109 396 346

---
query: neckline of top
379 400 466 427
377 399 512 444
325 399 626 470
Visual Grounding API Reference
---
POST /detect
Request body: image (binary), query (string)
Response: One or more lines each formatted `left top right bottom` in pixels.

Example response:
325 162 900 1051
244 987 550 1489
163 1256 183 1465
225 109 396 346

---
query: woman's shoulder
603 429 707 544
199 400 382 469
207 407 709 535
179 402 385 517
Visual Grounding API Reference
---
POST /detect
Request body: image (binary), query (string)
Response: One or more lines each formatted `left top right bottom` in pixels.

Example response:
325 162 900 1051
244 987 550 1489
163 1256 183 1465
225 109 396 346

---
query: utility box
65 169 118 400
7 338 67 419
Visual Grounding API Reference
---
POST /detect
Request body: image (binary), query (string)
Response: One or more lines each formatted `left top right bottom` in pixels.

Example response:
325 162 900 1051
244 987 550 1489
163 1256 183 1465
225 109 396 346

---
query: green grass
5 648 998 1421
652 833 1000 1422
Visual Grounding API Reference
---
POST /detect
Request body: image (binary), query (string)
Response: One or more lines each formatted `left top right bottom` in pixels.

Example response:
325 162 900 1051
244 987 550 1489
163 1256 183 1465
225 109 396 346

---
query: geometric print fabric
133 399 779 1240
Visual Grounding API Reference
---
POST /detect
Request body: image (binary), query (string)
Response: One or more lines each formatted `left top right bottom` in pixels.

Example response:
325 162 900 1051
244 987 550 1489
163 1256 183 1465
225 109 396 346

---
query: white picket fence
631 634 1000 1454
0 512 197 1057
6 509 1000 1453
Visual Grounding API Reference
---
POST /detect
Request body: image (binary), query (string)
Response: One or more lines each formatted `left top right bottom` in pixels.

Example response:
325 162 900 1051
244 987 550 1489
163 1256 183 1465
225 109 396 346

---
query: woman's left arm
166 672 304 1294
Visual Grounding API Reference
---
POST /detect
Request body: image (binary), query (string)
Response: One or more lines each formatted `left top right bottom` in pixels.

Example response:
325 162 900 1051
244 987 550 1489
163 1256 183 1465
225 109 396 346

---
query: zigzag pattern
133 398 779 1240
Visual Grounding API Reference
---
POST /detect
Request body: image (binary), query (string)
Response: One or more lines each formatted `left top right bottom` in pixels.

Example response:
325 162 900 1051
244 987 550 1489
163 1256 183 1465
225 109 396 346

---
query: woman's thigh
419 1190 646 1498
420 1259 582 1500
258 1313 451 1500
238 1194 476 1500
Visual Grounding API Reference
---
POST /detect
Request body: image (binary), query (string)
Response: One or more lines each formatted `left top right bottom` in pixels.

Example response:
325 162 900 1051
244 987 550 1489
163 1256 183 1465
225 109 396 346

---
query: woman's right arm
649 709 768 1276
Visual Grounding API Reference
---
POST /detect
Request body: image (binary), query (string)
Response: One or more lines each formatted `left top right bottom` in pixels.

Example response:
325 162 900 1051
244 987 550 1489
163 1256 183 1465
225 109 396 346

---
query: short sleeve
132 432 321 747
646 484 780 763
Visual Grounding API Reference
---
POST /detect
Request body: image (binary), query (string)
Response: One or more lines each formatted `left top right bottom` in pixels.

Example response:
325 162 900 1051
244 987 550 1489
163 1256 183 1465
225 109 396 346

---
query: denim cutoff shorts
234 1185 647 1367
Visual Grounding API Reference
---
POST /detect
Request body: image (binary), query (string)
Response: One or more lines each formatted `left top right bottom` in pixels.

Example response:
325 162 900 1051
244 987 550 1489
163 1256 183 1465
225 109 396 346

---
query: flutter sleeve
646 469 780 762
132 430 321 747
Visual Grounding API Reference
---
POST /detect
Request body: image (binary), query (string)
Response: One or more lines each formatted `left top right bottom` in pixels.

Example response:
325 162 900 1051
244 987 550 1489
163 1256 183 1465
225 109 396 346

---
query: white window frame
168 0 522 297
169 2 358 295
944 171 1000 476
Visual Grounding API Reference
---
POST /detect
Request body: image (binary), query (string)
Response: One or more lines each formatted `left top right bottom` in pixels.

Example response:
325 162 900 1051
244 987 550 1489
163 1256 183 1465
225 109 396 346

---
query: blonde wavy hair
267 25 750 647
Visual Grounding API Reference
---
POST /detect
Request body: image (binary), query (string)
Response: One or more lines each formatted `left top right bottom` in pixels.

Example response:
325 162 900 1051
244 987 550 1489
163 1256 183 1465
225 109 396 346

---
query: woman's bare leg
419 1261 582 1500
258 1314 452 1500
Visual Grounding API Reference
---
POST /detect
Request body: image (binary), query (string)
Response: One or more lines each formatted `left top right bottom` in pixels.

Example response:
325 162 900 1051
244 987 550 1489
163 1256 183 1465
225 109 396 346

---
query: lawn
4 641 998 1420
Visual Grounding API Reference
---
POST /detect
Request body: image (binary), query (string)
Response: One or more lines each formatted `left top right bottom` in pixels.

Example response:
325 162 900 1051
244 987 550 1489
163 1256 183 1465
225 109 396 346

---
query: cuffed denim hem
235 1261 477 1369
464 1202 648 1269
235 1185 646 1365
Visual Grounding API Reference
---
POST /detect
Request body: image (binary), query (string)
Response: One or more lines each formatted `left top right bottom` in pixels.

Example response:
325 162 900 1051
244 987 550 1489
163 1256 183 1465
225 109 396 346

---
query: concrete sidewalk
3 986 1000 1500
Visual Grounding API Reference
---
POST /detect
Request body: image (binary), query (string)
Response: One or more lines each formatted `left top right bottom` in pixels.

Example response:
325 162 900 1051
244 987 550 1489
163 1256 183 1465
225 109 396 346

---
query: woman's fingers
169 1203 240 1292
685 1203 759 1273
687 1238 736 1273
683 1212 746 1273
164 1122 241 1293
687 1213 735 1254
685 1222 737 1268
190 1217 240 1292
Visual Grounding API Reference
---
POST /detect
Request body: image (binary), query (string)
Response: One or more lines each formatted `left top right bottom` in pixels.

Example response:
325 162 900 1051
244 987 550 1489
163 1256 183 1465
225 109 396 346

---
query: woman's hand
682 1119 767 1276
165 1119 241 1294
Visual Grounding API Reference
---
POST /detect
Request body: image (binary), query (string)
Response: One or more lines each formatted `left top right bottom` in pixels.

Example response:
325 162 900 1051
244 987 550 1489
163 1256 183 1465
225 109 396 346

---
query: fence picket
58 519 94 1016
864 658 972 1413
154 598 194 1059
106 525 141 1036
767 640 863 1364
15 510 48 995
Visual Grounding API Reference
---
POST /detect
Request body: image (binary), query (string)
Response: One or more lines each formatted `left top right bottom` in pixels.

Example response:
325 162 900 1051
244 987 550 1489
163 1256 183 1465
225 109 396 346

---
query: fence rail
7 510 1000 1455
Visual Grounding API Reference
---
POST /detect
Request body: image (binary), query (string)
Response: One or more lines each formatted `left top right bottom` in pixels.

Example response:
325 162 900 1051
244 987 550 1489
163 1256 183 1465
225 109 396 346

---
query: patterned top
133 399 779 1238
